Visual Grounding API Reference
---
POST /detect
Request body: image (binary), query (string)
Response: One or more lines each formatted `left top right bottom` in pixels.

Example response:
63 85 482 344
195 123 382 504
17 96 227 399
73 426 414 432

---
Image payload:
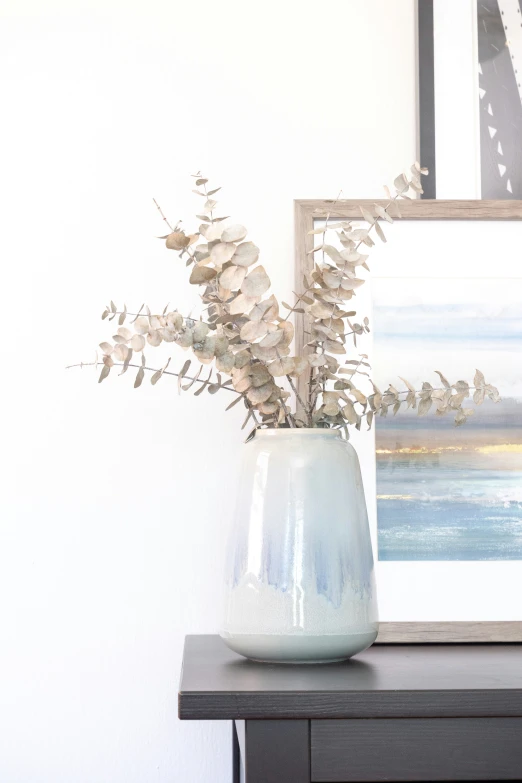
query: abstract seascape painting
373 277 522 562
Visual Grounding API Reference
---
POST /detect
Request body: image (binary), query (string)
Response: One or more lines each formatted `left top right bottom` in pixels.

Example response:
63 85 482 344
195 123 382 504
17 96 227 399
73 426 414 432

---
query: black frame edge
417 0 436 197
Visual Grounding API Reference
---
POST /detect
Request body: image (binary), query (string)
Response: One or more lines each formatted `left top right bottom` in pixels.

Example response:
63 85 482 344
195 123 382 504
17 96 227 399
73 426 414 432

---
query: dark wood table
179 634 522 783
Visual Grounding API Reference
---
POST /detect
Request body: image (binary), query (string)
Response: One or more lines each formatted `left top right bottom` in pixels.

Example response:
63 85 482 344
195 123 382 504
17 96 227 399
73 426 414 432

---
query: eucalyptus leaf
221 224 248 243
418 397 432 416
233 241 259 267
374 204 393 223
220 264 246 290
435 370 450 389
374 221 386 243
189 265 217 285
474 369 486 388
267 357 295 377
359 207 374 224
225 394 243 411
241 265 270 298
210 242 236 265
98 365 110 383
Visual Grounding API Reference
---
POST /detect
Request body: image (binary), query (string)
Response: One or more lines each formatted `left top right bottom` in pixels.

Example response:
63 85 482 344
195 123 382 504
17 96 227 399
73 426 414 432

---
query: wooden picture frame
294 198 522 643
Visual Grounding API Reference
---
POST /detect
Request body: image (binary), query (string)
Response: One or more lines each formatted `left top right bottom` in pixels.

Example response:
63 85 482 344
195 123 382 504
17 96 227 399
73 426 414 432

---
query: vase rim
254 428 341 437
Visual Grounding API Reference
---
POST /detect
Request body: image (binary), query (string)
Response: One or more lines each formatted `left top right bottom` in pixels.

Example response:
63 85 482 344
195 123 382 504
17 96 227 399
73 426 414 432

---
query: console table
179 635 522 783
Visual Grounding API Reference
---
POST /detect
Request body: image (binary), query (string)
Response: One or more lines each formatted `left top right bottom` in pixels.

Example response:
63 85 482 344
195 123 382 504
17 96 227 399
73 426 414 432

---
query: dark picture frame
417 0 436 199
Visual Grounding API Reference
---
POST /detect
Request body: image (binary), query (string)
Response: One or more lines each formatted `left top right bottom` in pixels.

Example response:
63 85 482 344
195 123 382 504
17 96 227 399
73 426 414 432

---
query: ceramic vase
221 429 378 663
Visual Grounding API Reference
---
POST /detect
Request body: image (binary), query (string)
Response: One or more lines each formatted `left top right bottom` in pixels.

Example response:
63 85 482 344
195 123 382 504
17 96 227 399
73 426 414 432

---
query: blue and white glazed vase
221 429 378 663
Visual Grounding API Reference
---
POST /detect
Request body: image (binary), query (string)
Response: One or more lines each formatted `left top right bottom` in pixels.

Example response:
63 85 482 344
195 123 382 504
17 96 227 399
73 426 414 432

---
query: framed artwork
294 198 522 642
417 0 522 199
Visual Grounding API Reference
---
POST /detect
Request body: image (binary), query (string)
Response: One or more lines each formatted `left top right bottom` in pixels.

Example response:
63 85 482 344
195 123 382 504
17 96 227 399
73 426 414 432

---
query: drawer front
311 717 522 782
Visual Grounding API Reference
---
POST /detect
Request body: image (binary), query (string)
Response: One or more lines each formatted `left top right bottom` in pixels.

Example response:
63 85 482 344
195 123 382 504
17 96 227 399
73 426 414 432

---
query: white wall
0 1 416 780
433 0 480 197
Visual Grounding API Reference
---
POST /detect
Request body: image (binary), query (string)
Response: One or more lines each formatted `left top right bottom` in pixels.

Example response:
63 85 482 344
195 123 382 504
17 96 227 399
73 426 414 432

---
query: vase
220 428 378 663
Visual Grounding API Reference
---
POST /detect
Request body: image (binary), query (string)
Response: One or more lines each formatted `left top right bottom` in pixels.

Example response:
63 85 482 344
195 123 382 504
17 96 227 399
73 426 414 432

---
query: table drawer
311 717 522 782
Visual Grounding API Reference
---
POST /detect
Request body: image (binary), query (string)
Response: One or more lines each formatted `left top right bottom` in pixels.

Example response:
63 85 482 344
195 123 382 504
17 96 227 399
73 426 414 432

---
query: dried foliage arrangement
70 165 499 434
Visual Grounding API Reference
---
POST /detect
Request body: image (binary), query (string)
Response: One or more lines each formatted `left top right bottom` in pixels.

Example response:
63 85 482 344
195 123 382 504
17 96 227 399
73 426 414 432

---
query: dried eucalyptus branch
71 164 500 431
65 361 241 394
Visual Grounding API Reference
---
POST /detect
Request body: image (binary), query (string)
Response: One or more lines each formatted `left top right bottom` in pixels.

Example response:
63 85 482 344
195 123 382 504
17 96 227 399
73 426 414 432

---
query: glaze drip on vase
221 429 378 663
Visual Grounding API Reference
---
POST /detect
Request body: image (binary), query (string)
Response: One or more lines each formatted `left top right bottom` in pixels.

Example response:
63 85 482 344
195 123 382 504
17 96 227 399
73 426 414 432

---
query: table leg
232 720 240 783
243 720 310 783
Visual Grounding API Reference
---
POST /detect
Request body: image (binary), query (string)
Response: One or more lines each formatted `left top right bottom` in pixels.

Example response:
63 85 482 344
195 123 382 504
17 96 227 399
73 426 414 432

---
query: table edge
178 688 522 720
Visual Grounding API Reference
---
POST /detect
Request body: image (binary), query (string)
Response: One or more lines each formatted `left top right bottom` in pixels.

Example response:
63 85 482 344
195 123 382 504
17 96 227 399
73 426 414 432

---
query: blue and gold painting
373 277 522 561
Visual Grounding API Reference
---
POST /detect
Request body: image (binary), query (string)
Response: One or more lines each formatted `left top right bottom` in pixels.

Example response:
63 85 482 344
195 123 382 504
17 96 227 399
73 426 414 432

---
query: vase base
220 629 378 664
246 656 348 665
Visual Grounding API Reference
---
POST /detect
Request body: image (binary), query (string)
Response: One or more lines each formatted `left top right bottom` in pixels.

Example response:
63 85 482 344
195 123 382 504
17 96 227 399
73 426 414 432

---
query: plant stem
278 396 296 428
394 385 483 397
108 311 203 321
153 198 175 232
285 373 309 420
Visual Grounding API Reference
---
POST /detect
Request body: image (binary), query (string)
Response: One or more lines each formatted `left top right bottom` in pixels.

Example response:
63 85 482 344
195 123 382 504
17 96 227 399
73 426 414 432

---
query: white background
433 0 481 197
0 1 417 781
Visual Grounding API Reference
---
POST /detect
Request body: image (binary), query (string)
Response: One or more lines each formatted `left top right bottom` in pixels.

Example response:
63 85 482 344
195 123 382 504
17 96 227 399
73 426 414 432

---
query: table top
179 635 522 720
